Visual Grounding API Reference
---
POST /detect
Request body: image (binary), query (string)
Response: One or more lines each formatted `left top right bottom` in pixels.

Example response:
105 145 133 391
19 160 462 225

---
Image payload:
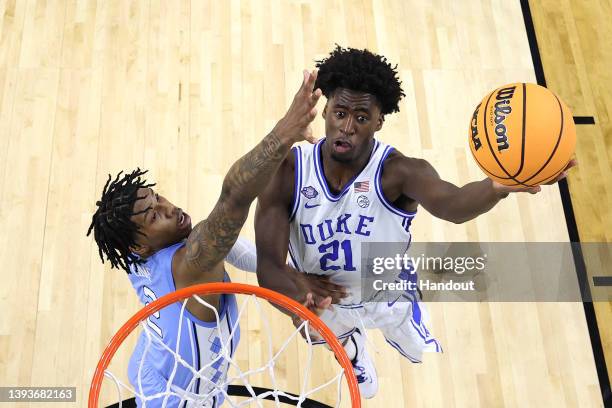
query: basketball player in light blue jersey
255 46 576 399
87 70 342 407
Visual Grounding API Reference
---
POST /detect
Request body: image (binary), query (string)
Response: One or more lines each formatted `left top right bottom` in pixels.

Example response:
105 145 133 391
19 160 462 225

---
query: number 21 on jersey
318 239 356 271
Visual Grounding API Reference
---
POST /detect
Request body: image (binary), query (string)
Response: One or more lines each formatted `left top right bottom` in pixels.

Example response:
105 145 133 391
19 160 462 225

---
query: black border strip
574 116 596 125
520 1 611 404
593 276 612 287
106 398 136 408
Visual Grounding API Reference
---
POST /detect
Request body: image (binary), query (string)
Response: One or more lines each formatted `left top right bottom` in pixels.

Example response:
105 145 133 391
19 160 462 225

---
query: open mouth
333 139 352 153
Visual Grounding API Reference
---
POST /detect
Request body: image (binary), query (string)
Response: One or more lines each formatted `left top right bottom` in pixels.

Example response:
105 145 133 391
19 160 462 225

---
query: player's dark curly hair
87 168 155 274
314 45 405 115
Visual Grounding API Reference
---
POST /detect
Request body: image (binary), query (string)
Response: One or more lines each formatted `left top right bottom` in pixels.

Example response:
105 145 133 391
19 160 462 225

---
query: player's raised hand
272 69 322 144
492 159 578 195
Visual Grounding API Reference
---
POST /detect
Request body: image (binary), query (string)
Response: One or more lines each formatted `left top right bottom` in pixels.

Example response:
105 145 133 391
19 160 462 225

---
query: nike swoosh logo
387 296 401 307
304 203 321 209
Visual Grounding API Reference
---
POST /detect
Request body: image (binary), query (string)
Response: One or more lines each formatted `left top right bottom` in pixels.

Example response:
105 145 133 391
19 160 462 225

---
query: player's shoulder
258 147 296 204
383 149 435 178
285 147 297 169
278 147 296 179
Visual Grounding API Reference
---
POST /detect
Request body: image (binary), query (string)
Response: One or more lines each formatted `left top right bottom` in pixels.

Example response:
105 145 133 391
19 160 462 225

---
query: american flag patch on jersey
354 180 370 192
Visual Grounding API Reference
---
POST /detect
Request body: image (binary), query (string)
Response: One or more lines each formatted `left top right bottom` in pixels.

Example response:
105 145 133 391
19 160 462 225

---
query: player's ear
129 242 151 258
322 103 327 119
375 114 384 131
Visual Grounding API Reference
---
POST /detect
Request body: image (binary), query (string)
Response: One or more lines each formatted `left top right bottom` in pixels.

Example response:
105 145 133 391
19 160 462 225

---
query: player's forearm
446 178 507 223
257 263 301 300
220 130 294 208
257 264 304 317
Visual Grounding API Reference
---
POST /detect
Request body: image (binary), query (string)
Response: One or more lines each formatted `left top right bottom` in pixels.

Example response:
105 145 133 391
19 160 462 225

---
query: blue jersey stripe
289 146 302 222
374 145 418 218
311 327 357 345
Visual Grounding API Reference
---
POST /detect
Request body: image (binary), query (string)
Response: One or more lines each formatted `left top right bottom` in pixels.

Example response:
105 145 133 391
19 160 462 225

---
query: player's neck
321 140 374 193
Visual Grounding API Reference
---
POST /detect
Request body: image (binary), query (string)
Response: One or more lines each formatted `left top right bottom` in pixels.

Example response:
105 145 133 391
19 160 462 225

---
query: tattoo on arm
184 131 292 274
185 201 248 272
222 132 289 205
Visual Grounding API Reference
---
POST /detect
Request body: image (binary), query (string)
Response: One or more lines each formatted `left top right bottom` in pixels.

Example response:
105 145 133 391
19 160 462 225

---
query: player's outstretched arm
387 152 576 224
176 70 321 285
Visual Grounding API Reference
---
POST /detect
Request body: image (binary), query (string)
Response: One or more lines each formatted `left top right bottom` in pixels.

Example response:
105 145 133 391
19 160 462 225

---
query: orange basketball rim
89 282 361 407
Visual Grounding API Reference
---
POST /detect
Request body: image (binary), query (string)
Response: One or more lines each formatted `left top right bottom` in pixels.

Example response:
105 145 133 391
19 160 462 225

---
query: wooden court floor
0 0 609 406
531 0 612 401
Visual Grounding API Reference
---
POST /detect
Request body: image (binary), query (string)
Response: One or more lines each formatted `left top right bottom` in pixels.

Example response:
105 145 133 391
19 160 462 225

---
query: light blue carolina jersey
127 242 239 407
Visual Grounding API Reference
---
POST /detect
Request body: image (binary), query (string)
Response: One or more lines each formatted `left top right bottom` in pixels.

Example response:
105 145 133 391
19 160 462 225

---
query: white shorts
313 292 442 363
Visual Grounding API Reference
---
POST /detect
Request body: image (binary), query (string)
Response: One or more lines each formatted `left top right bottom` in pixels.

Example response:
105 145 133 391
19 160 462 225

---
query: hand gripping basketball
469 83 577 188
492 159 578 195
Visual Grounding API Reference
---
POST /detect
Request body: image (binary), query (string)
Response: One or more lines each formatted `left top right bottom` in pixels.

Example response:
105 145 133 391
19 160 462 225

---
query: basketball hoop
89 283 360 407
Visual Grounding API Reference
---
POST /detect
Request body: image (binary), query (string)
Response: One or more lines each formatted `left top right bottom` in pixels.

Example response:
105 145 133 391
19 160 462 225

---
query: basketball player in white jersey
87 70 341 407
255 46 576 399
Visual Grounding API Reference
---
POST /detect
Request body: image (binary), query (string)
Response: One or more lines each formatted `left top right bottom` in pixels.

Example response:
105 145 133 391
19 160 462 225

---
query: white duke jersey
288 139 416 305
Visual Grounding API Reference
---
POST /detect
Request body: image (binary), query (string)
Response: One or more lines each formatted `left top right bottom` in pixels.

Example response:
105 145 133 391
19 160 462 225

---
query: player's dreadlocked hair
315 45 405 115
87 168 156 274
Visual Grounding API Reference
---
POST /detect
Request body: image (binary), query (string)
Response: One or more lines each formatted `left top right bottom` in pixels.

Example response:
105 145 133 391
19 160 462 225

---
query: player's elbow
219 177 239 206
256 259 286 288
219 177 251 214
446 211 474 224
450 217 468 224
255 266 275 290
438 210 470 224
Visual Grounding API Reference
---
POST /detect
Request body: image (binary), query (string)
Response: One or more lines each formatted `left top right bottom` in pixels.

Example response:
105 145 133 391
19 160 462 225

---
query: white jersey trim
374 145 418 218
287 241 301 272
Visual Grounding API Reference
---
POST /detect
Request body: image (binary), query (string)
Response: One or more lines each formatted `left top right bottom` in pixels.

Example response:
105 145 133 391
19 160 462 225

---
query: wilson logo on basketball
491 86 516 152
470 103 482 151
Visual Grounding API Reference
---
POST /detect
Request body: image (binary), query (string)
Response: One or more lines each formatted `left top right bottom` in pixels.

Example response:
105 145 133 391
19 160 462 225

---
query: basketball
468 83 576 186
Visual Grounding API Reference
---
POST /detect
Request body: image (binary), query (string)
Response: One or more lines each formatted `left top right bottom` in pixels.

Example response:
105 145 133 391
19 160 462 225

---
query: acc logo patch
301 186 318 199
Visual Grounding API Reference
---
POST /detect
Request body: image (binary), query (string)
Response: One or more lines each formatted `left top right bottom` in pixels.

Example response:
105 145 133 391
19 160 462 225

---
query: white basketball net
102 293 347 407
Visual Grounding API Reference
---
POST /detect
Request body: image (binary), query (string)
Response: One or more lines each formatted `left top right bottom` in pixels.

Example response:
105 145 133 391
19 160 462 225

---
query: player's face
323 88 384 163
130 187 192 256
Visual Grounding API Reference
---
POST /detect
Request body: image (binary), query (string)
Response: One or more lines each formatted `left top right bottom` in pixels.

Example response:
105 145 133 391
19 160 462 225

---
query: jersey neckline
313 138 380 201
